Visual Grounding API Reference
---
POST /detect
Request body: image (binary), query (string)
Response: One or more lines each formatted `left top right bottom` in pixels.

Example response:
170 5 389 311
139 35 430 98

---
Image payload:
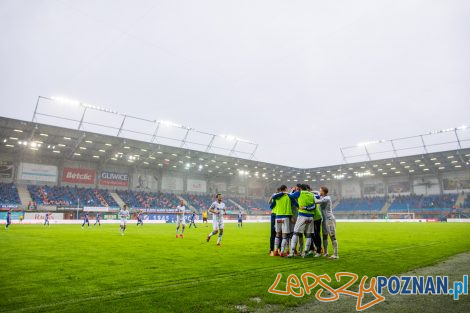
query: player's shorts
294 215 314 234
212 219 224 231
238 219 242 223
120 219 127 226
176 217 185 227
203 217 207 222
322 218 336 237
275 217 290 234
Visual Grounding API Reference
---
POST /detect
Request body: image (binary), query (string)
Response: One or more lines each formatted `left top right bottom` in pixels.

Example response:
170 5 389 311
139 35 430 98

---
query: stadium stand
185 194 214 212
231 197 270 211
388 194 456 212
117 190 180 210
0 183 21 206
27 185 118 207
335 196 387 212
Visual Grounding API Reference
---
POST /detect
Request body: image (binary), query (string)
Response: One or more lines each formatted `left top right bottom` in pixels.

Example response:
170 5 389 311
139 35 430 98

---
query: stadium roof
1 116 469 184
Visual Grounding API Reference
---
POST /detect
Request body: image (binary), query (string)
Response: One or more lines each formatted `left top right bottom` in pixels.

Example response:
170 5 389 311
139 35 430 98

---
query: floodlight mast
32 96 260 159
340 125 469 163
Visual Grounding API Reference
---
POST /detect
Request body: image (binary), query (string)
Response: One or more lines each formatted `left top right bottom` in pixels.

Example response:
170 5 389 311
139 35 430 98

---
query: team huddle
269 184 338 259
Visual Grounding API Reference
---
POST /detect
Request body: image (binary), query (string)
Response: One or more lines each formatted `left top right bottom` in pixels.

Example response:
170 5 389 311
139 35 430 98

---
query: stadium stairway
228 199 247 213
110 192 125 208
17 184 32 207
380 197 393 214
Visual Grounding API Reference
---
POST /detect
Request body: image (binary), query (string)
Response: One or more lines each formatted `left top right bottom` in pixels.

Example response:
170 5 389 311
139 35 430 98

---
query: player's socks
289 234 298 256
217 235 222 245
280 238 287 254
332 239 338 257
274 236 280 252
304 237 312 255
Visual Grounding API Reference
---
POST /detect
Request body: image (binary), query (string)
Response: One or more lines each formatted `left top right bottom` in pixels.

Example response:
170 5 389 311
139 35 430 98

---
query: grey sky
1 0 469 168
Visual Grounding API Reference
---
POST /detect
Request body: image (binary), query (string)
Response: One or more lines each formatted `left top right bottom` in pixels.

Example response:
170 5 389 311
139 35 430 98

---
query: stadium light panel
124 146 130 149
423 168 429 171
455 165 462 168
99 149 106 153
356 140 384 147
52 150 60 153
451 160 458 164
13 129 23 132
439 166 445 170
85 140 92 144
5 144 14 147
9 137 18 140
105 143 112 146
74 153 80 156
141 149 147 152
93 155 99 159
79 147 86 150
40 133 48 137
64 137 71 140
447 156 454 159
149 156 155 159
158 164 163 166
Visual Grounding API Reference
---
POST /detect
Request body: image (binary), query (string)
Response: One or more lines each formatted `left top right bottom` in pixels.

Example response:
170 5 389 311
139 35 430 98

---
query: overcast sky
0 0 469 168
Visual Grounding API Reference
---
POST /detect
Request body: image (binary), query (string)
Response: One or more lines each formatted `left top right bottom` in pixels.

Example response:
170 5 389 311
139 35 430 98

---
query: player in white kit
119 204 130 236
175 200 186 238
206 194 226 246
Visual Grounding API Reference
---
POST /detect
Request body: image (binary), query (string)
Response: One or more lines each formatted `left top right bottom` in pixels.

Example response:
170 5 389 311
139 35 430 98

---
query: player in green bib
271 185 294 256
288 185 317 257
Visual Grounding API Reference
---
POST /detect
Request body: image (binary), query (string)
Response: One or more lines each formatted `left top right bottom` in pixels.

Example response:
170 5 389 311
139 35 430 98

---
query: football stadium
1 1 470 313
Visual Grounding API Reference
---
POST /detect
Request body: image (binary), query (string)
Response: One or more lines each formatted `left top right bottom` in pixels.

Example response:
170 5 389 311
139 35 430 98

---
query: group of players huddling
269 184 338 259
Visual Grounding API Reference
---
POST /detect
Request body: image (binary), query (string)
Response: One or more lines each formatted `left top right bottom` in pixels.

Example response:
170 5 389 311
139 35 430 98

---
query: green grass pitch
1 222 469 312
